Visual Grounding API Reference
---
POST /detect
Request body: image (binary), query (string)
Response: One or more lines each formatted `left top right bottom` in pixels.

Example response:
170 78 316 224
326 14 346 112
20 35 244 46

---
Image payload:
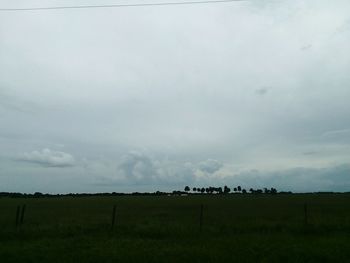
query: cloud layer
19 149 75 167
0 0 349 192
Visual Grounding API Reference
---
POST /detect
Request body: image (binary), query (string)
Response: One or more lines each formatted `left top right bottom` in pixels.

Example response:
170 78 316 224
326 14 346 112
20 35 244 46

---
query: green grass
0 194 350 262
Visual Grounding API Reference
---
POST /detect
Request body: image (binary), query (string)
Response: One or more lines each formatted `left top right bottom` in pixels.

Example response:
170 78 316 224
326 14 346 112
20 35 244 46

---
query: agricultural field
0 194 350 262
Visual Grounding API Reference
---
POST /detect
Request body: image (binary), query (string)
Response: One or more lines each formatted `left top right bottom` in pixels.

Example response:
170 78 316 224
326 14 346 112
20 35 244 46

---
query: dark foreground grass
0 194 350 262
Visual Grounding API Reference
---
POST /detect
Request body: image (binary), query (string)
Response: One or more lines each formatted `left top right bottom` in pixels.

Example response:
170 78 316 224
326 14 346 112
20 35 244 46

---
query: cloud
113 156 350 192
300 44 312 51
117 151 157 183
321 128 350 144
322 128 350 138
303 151 318 155
198 159 223 174
99 151 199 186
19 148 75 167
334 19 350 35
1 0 350 193
255 87 269 96
0 89 38 113
223 164 350 192
156 160 196 185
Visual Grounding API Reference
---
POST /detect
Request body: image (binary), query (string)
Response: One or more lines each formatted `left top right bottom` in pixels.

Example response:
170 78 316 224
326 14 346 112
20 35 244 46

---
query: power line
0 0 245 11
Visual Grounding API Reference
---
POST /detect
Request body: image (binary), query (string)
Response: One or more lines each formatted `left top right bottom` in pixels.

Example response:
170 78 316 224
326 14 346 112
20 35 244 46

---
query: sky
0 0 350 193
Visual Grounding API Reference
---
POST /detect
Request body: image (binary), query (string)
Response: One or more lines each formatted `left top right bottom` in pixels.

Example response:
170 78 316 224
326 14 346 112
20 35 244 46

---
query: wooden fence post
15 205 20 228
20 204 26 226
304 203 308 225
111 204 117 230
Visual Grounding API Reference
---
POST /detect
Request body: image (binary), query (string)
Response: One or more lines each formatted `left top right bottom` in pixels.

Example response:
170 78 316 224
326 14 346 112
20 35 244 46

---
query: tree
270 188 277 195
224 185 231 194
193 187 197 192
242 189 247 194
201 187 205 194
209 187 214 194
184 186 190 192
34 192 43 197
237 186 242 192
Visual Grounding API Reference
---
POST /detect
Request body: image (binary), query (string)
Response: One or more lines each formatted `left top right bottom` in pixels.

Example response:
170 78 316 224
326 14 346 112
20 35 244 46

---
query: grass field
0 194 350 262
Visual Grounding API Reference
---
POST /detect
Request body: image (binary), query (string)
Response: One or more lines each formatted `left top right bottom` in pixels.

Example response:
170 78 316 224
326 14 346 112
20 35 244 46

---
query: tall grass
0 194 349 262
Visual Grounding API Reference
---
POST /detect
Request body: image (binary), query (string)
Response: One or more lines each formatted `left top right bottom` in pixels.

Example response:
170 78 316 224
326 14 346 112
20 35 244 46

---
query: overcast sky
0 0 349 193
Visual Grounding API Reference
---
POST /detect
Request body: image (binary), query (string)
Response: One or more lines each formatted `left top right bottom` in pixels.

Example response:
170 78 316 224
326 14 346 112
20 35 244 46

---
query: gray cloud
114 151 197 185
334 18 350 35
232 164 350 192
0 90 35 113
255 87 269 96
19 148 76 167
198 159 223 174
109 156 350 193
303 151 318 155
117 151 158 183
189 163 350 193
322 128 350 138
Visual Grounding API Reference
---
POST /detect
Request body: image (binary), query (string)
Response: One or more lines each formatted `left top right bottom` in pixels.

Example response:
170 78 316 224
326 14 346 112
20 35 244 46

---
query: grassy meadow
0 194 350 262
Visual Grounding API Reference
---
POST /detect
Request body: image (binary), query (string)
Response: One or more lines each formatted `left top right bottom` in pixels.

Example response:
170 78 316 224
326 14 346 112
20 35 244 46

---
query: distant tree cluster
183 186 279 195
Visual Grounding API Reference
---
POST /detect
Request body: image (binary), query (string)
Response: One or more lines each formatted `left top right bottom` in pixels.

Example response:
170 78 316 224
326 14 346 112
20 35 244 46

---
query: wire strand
0 0 245 11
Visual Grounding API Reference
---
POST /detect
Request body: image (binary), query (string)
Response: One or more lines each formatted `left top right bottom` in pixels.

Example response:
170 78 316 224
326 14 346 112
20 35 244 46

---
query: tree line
0 187 293 198
183 185 278 195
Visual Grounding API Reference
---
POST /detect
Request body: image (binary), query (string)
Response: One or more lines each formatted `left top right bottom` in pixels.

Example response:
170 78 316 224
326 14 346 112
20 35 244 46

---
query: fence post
111 204 117 231
15 205 20 228
304 203 308 225
20 204 26 226
199 204 203 233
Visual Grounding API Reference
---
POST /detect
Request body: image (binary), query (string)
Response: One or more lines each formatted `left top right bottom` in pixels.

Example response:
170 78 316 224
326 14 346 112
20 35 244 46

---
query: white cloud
19 148 75 167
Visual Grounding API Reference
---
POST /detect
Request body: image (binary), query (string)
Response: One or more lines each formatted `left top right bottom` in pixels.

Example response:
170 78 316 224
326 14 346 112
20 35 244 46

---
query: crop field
0 194 350 262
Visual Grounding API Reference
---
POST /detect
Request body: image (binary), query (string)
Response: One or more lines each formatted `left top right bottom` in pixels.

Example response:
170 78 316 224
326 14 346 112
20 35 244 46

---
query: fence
8 202 316 234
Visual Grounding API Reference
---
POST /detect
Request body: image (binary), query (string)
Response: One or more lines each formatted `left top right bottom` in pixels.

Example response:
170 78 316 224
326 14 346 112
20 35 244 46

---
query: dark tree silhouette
209 187 214 194
176 185 277 196
264 188 270 194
